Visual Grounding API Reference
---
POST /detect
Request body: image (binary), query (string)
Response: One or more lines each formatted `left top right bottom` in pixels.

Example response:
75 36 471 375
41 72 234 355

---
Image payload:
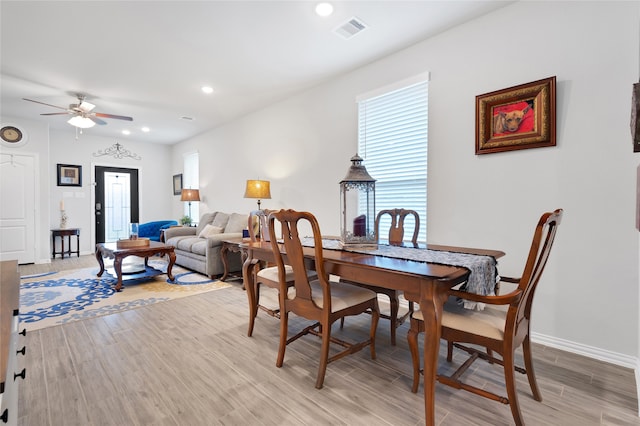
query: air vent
334 17 367 40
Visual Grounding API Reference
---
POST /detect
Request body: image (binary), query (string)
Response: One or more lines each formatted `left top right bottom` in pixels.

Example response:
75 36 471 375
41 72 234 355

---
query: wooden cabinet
1 260 24 426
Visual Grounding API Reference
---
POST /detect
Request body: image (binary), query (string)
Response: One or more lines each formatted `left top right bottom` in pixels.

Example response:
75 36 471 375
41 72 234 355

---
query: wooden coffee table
95 241 176 291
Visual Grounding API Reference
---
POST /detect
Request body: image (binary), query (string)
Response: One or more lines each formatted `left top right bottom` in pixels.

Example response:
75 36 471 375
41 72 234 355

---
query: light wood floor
16 256 640 425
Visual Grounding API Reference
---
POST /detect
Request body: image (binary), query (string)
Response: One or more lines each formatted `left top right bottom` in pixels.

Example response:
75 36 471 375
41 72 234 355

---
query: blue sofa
138 220 178 241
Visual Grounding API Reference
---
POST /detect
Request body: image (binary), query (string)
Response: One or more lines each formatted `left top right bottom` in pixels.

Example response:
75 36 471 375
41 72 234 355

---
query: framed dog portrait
56 164 82 187
476 76 556 155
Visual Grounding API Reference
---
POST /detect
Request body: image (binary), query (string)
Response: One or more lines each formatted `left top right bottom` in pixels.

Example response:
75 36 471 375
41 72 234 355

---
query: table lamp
180 188 200 221
244 179 271 209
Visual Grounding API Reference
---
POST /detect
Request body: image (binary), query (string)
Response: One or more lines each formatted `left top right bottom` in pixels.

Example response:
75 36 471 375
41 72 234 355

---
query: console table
51 228 80 259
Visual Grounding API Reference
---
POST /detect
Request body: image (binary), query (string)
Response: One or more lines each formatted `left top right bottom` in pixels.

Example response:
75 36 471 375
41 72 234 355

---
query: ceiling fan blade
41 112 72 116
23 98 68 111
90 116 108 125
94 112 133 121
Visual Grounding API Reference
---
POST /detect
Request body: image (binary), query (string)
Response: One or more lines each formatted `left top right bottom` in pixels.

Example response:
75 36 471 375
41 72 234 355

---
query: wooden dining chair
407 209 563 425
246 209 319 336
343 208 420 345
268 209 380 389
246 209 299 336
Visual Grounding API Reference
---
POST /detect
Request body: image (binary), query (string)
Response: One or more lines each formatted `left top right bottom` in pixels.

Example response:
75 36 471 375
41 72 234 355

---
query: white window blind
183 151 200 221
358 79 428 243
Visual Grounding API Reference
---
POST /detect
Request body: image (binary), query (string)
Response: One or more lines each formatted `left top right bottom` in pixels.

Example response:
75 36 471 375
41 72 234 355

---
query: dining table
240 239 504 426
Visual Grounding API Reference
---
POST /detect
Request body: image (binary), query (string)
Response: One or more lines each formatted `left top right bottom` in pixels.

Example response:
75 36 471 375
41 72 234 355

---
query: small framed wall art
57 164 82 187
173 174 183 195
476 76 556 155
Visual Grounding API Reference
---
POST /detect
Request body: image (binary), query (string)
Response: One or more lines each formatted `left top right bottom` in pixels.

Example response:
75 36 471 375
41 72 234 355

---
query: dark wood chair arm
448 288 523 306
500 276 520 283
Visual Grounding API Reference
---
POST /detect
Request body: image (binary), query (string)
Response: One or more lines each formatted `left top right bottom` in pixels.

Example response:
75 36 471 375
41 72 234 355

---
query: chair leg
389 294 399 346
446 340 454 362
407 318 421 393
369 304 379 360
276 310 289 368
316 320 332 389
522 334 542 401
503 349 525 426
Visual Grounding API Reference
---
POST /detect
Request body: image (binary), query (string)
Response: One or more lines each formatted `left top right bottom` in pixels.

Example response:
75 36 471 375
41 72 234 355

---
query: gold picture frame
476 76 556 155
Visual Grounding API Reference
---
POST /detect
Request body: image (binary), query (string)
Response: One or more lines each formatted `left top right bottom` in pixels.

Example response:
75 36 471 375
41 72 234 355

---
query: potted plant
179 215 192 226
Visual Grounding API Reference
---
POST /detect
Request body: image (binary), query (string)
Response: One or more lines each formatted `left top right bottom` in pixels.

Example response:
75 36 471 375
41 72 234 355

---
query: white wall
172 1 640 361
0 116 173 262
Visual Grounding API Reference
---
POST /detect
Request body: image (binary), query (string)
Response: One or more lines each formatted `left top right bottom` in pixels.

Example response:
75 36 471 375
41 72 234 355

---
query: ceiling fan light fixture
67 115 96 128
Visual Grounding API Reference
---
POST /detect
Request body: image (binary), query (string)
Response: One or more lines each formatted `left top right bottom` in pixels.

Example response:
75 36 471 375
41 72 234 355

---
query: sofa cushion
175 236 204 252
190 239 208 256
226 212 248 233
196 212 218 236
212 212 230 230
199 224 224 238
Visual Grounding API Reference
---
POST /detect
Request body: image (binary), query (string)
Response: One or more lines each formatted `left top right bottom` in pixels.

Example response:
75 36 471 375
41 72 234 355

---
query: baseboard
531 331 638 369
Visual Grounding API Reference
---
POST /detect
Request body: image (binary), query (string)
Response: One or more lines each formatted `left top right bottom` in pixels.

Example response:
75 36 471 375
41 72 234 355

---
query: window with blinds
183 151 200 221
357 75 428 243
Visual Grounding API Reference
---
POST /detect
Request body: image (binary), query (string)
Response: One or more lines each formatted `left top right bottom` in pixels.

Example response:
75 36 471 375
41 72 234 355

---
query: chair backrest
268 209 331 314
247 209 273 242
375 208 420 247
512 209 563 325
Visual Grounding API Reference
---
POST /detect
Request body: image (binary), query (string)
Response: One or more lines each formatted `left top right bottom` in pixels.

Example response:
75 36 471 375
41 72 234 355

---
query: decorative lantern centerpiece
339 154 377 249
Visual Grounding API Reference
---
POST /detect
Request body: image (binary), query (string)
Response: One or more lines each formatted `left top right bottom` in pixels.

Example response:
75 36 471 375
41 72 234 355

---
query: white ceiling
1 1 511 145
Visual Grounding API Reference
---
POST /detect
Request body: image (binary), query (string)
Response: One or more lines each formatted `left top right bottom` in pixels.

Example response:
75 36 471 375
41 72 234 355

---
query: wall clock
0 124 28 147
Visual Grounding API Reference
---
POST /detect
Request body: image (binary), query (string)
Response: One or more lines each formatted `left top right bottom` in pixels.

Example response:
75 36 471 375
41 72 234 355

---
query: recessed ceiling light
122 130 131 135
201 86 214 94
141 127 150 133
315 2 333 17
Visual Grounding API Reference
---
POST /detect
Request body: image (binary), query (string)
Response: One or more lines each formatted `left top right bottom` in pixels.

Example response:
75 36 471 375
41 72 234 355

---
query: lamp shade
67 115 96 128
244 180 271 200
180 188 200 202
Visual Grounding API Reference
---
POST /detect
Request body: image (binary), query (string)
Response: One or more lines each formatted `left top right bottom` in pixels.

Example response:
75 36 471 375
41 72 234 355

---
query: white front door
0 153 36 263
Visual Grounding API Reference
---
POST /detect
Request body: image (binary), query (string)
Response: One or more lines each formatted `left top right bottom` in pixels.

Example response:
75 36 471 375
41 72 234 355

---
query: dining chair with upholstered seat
407 209 563 425
343 208 420 345
245 209 317 336
268 209 380 389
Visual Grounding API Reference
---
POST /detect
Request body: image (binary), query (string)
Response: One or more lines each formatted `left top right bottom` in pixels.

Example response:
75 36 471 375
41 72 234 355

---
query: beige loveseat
163 211 248 278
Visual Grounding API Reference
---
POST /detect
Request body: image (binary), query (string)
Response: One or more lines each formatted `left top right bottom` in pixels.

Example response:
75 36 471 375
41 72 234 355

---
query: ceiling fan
23 94 133 128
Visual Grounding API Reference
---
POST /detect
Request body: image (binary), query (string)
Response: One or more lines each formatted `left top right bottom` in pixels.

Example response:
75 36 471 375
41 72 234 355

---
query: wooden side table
220 238 248 282
51 228 80 259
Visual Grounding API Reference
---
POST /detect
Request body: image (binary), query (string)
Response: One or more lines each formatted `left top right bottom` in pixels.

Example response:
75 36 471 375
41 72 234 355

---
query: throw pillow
226 212 248 233
198 224 224 239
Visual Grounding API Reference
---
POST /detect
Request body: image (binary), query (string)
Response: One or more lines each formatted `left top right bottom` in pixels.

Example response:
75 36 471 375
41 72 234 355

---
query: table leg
419 284 450 426
61 236 66 258
113 255 124 292
96 248 105 277
243 256 259 337
166 251 176 282
220 243 231 281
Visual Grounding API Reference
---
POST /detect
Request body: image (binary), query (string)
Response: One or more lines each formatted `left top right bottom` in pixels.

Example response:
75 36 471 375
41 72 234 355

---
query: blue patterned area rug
19 260 231 331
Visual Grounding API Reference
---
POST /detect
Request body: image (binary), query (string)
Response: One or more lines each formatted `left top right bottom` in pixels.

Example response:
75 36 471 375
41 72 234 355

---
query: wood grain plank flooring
16 257 640 425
